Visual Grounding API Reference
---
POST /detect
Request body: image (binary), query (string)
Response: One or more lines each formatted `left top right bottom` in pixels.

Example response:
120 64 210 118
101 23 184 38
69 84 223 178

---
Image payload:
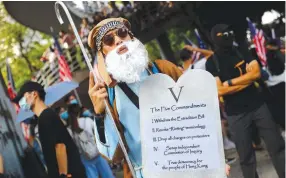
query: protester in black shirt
264 40 285 130
13 81 86 178
206 24 285 178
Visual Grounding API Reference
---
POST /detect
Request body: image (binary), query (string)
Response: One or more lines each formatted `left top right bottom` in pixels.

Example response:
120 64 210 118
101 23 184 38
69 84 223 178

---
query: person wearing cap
13 81 86 178
205 24 285 178
87 18 230 178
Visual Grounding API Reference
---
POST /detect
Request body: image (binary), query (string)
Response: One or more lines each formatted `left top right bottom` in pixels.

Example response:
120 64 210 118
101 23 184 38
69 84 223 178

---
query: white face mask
105 39 149 84
19 96 32 111
19 93 35 112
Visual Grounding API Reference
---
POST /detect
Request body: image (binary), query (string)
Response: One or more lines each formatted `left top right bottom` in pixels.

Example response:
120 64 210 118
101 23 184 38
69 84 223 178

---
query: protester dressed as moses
87 17 230 178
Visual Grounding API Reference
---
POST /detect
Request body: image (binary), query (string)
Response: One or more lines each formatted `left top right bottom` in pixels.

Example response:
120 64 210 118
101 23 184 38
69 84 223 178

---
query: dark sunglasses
102 28 129 47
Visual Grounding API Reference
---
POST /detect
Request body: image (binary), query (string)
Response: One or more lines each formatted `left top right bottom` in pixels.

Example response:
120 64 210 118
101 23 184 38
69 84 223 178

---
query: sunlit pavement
228 133 285 178
227 148 279 178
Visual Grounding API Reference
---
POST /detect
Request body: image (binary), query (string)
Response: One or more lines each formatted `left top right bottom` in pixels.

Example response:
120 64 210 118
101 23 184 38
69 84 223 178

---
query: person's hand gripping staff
88 72 108 114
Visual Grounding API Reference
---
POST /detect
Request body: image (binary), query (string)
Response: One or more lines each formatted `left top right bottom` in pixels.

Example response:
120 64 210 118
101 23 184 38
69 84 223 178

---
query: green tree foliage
167 28 194 55
145 40 161 62
0 2 51 90
145 27 197 65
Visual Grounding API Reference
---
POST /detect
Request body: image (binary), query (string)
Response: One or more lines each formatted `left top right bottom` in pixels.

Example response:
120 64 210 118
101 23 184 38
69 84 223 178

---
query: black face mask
211 24 234 49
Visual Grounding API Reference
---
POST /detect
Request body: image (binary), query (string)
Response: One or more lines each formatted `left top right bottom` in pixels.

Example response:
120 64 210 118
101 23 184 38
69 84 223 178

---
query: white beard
105 39 149 84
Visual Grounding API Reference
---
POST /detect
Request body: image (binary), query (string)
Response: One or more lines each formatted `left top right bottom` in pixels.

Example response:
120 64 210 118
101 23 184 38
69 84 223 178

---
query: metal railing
34 47 89 88
34 2 187 88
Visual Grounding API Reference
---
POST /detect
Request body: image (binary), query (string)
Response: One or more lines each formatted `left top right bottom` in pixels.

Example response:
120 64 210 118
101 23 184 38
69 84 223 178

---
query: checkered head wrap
88 17 133 51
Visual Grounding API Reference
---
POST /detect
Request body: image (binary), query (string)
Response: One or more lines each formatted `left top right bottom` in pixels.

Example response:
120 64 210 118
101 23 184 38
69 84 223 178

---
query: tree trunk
22 56 34 73
17 34 38 73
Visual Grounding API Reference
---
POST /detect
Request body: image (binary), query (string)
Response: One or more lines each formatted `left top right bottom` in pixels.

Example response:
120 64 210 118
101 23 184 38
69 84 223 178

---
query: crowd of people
13 85 116 178
9 6 285 178
179 24 285 178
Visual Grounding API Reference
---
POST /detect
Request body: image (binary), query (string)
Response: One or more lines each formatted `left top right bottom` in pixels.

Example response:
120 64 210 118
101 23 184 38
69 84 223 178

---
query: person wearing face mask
65 95 95 120
206 24 285 178
67 104 114 178
74 105 96 136
81 108 94 118
56 107 69 126
12 81 86 178
87 18 231 178
65 95 94 116
60 110 69 123
264 40 285 131
65 94 79 105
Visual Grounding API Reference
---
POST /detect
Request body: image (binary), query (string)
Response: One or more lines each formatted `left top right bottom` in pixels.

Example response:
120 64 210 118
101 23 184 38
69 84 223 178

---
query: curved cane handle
54 1 97 82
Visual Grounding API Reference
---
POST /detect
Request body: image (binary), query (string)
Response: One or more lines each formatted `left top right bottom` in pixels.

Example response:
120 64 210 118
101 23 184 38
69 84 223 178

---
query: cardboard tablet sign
140 69 226 178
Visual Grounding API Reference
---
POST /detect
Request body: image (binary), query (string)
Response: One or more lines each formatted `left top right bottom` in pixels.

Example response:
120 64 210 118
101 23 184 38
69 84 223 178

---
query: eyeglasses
102 28 129 47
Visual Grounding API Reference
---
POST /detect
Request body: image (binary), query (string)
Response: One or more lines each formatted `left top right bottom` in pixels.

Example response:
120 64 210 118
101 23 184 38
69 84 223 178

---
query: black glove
59 174 67 178
59 174 72 178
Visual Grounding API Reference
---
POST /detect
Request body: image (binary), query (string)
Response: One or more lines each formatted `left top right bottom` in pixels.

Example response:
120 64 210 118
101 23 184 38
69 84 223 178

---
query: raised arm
184 45 214 59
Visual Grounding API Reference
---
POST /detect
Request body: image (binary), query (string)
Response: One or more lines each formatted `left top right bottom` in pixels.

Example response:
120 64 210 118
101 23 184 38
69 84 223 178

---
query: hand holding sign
140 69 226 178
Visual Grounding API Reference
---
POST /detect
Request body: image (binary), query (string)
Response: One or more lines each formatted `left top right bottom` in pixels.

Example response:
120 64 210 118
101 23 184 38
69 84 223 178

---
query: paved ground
114 148 279 178
227 149 278 178
228 132 285 178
